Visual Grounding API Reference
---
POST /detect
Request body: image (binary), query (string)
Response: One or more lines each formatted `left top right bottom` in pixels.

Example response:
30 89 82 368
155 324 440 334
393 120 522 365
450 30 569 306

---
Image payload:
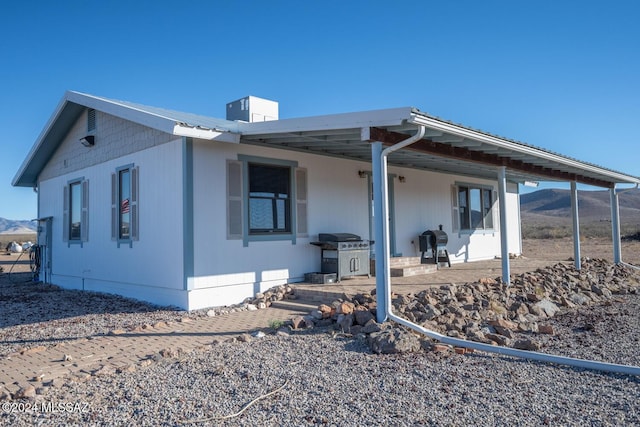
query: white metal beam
571 182 581 270
610 188 622 264
371 141 388 323
497 166 510 285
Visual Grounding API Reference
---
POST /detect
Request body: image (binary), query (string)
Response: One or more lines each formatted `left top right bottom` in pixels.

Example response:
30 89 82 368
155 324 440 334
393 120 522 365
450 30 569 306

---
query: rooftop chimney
226 96 278 122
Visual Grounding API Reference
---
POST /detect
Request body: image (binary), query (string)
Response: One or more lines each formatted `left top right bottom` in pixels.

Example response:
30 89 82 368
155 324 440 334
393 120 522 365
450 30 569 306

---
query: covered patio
238 108 640 322
292 237 640 302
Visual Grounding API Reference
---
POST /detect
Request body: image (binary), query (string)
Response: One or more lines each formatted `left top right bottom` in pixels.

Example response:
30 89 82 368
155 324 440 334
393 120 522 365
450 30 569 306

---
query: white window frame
111 164 139 246
63 178 89 246
227 155 307 246
453 182 496 233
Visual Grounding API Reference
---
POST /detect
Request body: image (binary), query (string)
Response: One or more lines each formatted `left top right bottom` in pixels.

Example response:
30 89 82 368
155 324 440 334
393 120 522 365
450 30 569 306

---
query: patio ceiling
237 108 640 189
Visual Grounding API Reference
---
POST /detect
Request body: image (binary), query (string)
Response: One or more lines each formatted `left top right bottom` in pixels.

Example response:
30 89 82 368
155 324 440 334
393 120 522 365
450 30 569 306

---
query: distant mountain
0 218 37 234
520 188 640 223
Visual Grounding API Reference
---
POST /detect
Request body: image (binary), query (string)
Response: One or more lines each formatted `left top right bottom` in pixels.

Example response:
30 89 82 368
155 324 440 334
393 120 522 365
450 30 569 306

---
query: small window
456 184 494 231
69 181 82 240
248 163 291 234
87 109 96 133
63 179 89 244
119 169 131 239
112 165 139 243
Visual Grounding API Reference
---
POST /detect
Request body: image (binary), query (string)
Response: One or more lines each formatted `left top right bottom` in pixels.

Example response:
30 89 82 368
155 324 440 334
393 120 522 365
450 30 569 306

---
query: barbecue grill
310 233 371 281
419 227 451 268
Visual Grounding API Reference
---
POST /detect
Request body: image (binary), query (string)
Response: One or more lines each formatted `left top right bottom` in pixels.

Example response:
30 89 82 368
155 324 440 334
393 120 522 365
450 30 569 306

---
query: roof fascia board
13 91 244 187
408 112 640 185
237 107 413 135
173 124 240 143
67 91 177 134
12 95 84 187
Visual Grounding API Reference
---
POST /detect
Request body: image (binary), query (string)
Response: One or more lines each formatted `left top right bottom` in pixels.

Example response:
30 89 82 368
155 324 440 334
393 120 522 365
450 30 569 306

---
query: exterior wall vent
226 96 278 122
87 108 96 133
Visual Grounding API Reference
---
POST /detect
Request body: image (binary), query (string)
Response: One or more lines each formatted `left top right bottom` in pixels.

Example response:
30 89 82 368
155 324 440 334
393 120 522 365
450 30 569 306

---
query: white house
13 91 640 311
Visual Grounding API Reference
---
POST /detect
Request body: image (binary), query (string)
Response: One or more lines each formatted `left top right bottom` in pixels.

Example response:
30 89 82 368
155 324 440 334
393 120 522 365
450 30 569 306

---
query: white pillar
371 141 389 323
570 182 581 270
610 188 622 264
497 166 510 285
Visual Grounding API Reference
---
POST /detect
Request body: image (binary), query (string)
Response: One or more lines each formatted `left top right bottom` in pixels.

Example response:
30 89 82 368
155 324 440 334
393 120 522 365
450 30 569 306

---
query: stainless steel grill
419 227 451 267
310 233 371 281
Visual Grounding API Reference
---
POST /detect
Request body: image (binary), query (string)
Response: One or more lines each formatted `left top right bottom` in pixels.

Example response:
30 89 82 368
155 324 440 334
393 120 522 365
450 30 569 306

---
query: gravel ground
2 285 640 426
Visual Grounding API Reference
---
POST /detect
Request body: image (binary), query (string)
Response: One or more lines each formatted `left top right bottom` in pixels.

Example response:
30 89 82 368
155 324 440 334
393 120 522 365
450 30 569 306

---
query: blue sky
2 0 639 220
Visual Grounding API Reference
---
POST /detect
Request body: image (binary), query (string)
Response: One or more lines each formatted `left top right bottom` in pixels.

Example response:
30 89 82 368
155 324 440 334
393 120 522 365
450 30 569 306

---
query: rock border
292 258 640 354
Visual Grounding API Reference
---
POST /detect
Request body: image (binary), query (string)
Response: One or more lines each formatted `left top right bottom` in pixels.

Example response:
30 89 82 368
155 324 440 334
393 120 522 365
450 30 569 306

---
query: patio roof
236 108 640 188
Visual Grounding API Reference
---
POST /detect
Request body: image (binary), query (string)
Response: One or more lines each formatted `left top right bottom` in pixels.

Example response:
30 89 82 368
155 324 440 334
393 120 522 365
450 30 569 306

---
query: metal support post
371 141 388 323
497 166 510 285
570 181 581 270
610 188 622 264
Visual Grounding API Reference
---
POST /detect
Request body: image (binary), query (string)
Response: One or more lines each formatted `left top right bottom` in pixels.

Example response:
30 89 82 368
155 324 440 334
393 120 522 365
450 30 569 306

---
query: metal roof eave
407 110 640 187
12 95 84 187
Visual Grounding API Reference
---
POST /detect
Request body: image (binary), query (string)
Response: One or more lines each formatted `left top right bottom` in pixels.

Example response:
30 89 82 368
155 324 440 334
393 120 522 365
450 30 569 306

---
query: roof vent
87 108 96 132
226 96 278 122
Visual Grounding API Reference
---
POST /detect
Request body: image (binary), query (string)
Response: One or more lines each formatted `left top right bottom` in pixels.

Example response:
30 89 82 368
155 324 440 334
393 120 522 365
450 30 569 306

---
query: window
455 184 495 231
112 165 139 243
119 169 131 239
69 181 82 240
227 156 307 245
63 178 89 244
248 163 291 234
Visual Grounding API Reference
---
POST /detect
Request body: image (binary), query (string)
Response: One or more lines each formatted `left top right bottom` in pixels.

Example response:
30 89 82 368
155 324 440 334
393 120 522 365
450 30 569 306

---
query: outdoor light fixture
79 135 95 147
398 176 406 183
358 170 367 178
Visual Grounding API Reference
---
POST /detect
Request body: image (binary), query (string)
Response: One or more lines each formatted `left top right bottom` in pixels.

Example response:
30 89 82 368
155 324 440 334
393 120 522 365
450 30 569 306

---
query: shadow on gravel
466 352 640 383
0 272 184 328
0 329 268 347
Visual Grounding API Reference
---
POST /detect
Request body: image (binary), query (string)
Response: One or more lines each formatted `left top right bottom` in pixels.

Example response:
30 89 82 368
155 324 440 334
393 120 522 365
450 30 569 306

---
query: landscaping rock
368 329 421 354
534 299 560 317
318 304 333 318
337 313 354 332
291 316 306 329
309 258 640 354
513 339 542 351
538 325 555 335
361 320 382 334
337 302 355 315
354 309 375 326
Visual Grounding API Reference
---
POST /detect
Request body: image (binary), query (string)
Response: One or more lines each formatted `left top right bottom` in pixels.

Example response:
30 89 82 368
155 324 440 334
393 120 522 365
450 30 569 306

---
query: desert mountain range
520 188 640 222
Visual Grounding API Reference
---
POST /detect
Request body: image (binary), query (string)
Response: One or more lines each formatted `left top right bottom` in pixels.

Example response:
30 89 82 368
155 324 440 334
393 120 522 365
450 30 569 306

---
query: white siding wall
188 141 371 308
38 139 186 308
189 141 523 309
388 167 521 262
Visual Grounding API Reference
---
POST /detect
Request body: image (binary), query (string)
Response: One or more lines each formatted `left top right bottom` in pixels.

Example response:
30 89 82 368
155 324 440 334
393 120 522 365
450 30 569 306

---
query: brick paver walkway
1 306 308 397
